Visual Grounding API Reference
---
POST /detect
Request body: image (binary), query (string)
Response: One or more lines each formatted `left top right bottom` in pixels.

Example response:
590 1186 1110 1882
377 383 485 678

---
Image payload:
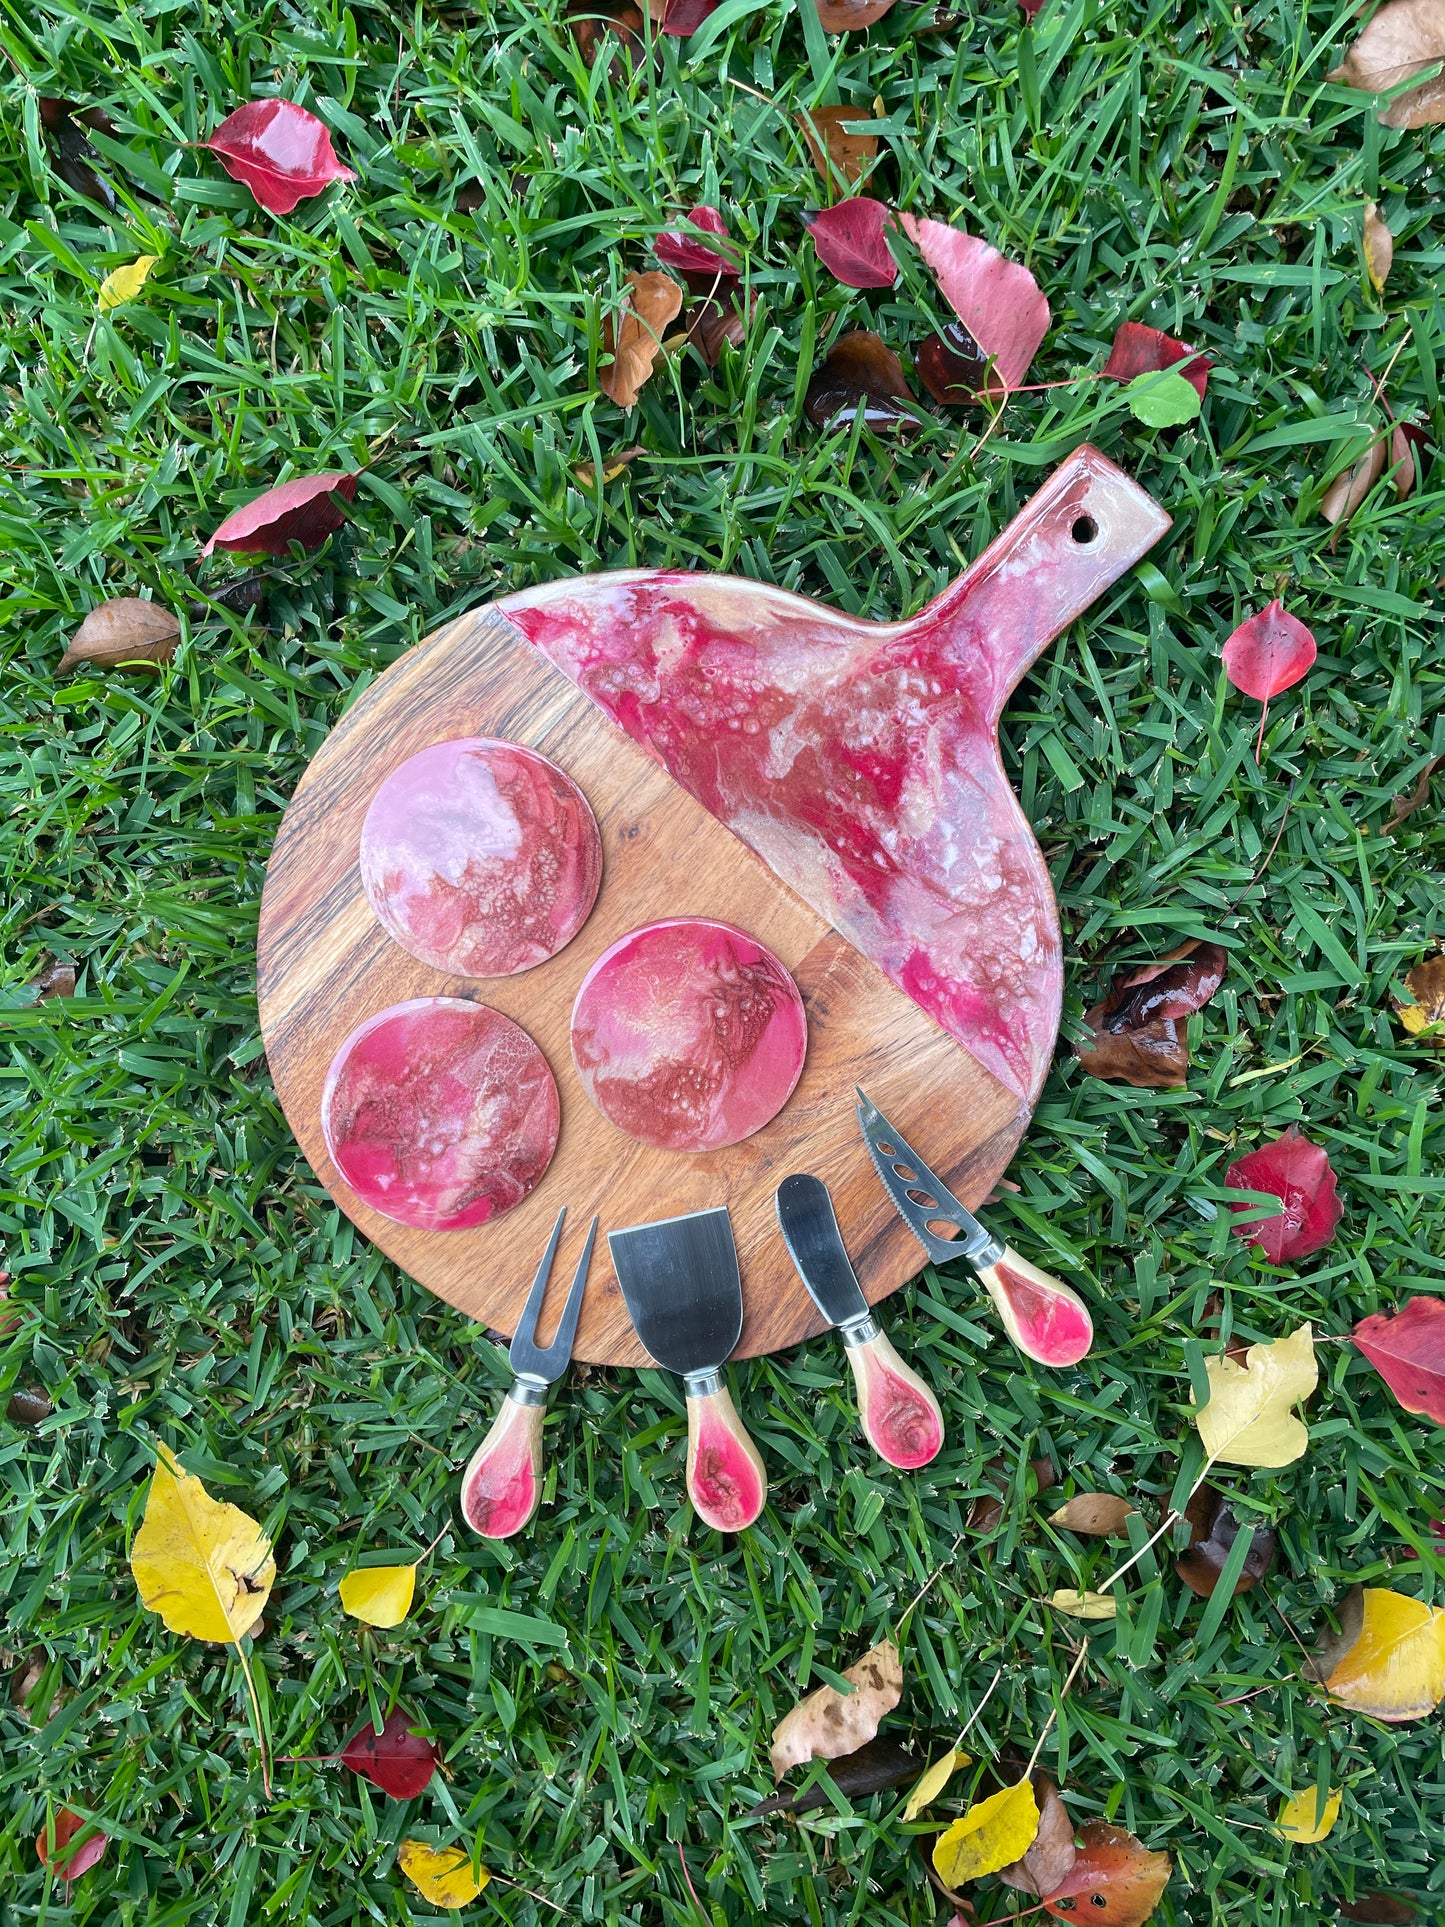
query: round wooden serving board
256 604 1029 1365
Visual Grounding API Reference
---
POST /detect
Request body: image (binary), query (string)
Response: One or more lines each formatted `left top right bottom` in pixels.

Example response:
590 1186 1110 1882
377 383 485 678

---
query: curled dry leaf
1177 1484 1277 1598
31 959 76 1001
969 1454 1057 1533
1305 1584 1445 1722
1042 1823 1171 1927
805 329 915 429
568 0 648 68
998 1774 1078 1897
799 105 878 186
1330 0 1445 127
1076 939 1227 1089
342 1709 440 1797
1193 1325 1317 1469
1389 422 1429 502
804 198 898 289
769 1638 902 1780
1321 437 1387 544
1226 1128 1342 1265
654 205 737 278
398 1840 490 1908
684 292 748 367
1396 955 1445 1039
898 216 1050 394
1353 1295 1445 1424
1049 1493 1137 1538
600 270 684 408
1338 1897 1420 1924
1364 202 1394 292
98 255 159 313
817 0 898 24
203 471 359 558
575 445 646 487
60 597 180 675
36 1809 107 1882
39 97 116 209
130 1445 275 1643
1049 1589 1117 1620
7 1388 53 1425
1103 321 1210 400
1385 753 1444 831
205 101 355 216
934 1776 1041 1886
745 1737 920 1816
1277 1787 1343 1844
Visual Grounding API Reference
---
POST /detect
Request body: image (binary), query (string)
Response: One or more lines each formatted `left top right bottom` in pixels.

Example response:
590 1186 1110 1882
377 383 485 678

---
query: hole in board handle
1071 515 1098 545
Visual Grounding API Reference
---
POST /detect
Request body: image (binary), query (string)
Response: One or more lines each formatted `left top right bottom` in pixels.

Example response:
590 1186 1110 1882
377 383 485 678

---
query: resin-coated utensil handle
844 1328 944 1469
460 1392 545 1539
975 1246 1093 1369
685 1383 768 1532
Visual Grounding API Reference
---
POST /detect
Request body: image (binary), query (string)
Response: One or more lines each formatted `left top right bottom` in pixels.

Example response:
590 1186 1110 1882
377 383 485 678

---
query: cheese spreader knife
856 1088 1094 1368
776 1174 943 1469
609 1206 768 1533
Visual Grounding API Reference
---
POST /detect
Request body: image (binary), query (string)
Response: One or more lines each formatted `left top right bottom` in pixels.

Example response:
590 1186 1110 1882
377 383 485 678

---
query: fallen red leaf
898 217 1049 394
36 1809 107 1881
1075 941 1227 1089
203 471 359 557
1224 1126 1342 1265
651 0 720 29
341 1710 439 1799
655 205 738 277
1220 600 1317 761
1354 1298 1445 1426
205 101 355 216
803 198 898 289
916 322 989 406
1043 1823 1171 1927
1103 321 1210 400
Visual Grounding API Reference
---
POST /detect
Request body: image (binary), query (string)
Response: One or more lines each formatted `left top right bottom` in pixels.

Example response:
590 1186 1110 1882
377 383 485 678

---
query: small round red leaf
340 1710 439 1799
1103 320 1211 400
1220 600 1317 701
1224 1126 1342 1264
803 198 898 289
206 101 355 216
655 205 738 276
36 1809 107 1881
203 471 359 557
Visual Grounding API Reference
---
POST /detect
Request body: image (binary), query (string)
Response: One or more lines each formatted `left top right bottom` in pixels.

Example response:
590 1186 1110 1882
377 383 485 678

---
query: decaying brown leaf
1397 953 1445 1040
574 445 646 487
815 0 897 25
600 271 684 408
567 0 648 69
7 1389 54 1426
31 959 76 1001
1049 1493 1137 1538
1338 1895 1420 1924
745 1737 920 1816
1364 202 1394 292
804 329 915 429
1389 421 1428 502
685 293 748 367
970 1455 1057 1532
1176 1484 1277 1599
1330 0 1445 127
769 1638 902 1780
799 105 878 186
998 1773 1078 1897
1075 940 1227 1089
1385 754 1443 831
59 597 181 675
1321 438 1387 545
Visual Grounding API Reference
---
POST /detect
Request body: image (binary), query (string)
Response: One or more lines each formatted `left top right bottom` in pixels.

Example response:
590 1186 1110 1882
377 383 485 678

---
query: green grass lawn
3 0 1445 1921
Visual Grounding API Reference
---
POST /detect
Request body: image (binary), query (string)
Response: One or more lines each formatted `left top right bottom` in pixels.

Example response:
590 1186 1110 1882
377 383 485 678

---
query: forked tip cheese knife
856 1087 1094 1369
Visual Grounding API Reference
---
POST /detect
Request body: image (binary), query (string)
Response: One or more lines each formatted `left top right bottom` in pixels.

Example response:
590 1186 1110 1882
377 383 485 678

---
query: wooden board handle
460 1393 545 1539
975 1246 1093 1368
684 1384 767 1532
844 1328 944 1469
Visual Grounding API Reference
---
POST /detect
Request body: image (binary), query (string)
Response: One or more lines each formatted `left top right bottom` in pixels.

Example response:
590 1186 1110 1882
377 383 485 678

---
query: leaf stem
234 1638 272 1800
1024 1640 1089 1779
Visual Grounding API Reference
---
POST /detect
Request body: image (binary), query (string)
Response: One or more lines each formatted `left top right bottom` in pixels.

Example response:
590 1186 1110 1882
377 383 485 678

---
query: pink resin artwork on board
570 918 806 1151
360 738 602 977
500 447 1171 1104
322 997 559 1230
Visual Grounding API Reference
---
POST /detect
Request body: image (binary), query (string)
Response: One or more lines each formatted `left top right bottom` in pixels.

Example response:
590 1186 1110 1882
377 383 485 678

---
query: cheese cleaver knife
609 1206 768 1532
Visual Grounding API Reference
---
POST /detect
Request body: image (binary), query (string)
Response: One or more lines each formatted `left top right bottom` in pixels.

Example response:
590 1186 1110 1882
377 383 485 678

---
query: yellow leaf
1363 202 1394 293
1325 1587 1445 1722
339 1562 418 1629
1049 1589 1118 1620
902 1747 970 1822
398 1840 490 1908
1398 1004 1428 1036
130 1446 274 1644
933 1775 1040 1885
1276 1787 1342 1843
98 255 158 312
1193 1325 1317 1468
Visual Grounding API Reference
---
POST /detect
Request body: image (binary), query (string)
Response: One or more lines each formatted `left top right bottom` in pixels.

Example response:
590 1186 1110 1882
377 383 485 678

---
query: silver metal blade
855 1087 1001 1268
775 1175 870 1330
608 1207 742 1377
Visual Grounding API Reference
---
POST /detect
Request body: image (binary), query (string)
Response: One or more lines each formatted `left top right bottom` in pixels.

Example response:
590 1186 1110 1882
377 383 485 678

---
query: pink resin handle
976 1247 1093 1368
460 1393 545 1539
845 1329 944 1469
685 1384 768 1532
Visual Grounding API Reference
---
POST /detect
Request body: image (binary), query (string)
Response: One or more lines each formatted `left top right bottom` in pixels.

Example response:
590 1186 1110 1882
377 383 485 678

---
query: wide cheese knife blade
608 1207 768 1532
856 1088 1093 1368
776 1174 943 1469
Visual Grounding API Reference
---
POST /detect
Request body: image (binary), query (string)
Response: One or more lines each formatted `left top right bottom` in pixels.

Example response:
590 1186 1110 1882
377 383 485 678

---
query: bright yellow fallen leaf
130 1446 274 1643
1193 1325 1316 1468
340 1563 417 1629
1049 1589 1118 1620
1276 1787 1342 1843
398 1840 490 1908
98 255 158 312
902 1746 970 1822
933 1775 1040 1885
1324 1587 1445 1722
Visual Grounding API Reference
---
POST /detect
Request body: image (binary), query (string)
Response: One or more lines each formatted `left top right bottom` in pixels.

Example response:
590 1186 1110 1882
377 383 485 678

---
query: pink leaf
1354 1298 1445 1427
803 198 898 289
654 204 738 277
36 1809 107 1881
205 101 355 216
1224 1126 1342 1265
898 215 1049 393
1104 320 1211 400
341 1710 439 1799
203 471 359 557
1221 600 1317 701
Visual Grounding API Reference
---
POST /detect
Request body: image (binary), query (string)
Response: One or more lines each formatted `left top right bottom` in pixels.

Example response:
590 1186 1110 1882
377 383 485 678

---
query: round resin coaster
570 918 807 1152
322 997 560 1230
360 737 602 978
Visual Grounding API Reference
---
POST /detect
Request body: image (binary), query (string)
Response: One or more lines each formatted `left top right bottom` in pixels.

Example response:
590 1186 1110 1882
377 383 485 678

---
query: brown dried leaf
769 1638 902 1779
816 0 897 25
1364 202 1394 292
1321 438 1388 545
1049 1493 1137 1538
7 1388 54 1426
1397 953 1445 1040
1389 421 1429 502
1075 941 1226 1089
1385 754 1444 830
744 1737 920 1815
970 1455 1056 1532
685 293 748 367
1330 0 1445 127
1338 1896 1420 1923
31 960 76 1001
804 329 915 430
998 1774 1078 1897
60 597 181 675
799 105 878 186
600 271 684 408
567 0 648 69
1176 1484 1277 1598
574 445 646 487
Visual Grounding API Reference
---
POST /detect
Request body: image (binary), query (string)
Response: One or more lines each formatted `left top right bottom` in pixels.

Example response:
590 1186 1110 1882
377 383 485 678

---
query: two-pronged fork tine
460 1208 598 1539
